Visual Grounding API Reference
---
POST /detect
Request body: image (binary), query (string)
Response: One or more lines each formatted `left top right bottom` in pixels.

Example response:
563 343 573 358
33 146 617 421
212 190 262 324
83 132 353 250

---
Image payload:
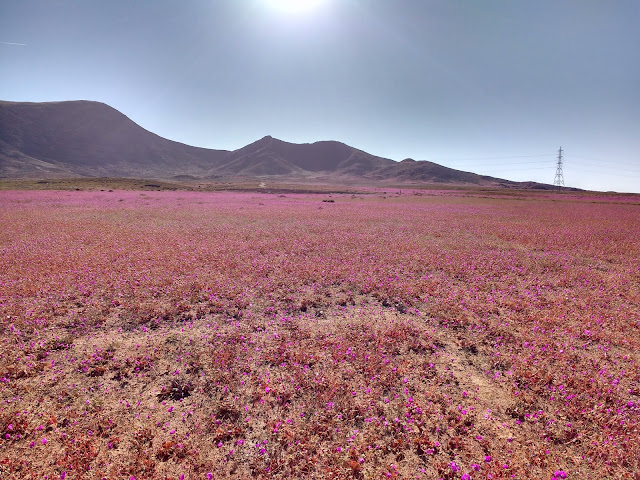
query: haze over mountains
0 100 550 187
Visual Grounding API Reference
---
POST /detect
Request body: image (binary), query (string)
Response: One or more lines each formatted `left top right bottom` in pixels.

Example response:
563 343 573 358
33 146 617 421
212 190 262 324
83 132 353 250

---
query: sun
264 0 328 14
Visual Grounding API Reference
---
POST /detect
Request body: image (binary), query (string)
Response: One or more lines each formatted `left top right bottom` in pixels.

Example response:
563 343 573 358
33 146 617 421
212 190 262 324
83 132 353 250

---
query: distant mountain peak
241 135 277 151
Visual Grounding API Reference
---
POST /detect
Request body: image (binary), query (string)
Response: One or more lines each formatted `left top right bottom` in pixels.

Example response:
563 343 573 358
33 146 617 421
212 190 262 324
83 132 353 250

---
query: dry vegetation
0 188 638 479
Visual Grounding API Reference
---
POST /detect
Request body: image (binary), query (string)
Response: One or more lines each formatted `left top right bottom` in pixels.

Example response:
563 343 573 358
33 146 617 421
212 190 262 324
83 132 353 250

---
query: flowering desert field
1 188 638 480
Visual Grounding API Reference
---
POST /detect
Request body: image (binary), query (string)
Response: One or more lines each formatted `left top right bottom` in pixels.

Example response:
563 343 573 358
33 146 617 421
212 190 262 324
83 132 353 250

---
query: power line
438 153 554 162
566 155 640 169
475 166 553 171
575 166 640 177
423 148 638 182
450 160 555 168
439 154 556 170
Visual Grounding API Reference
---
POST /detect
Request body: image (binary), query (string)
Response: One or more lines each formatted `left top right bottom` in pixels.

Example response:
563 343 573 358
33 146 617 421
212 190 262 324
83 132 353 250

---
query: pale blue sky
1 0 638 192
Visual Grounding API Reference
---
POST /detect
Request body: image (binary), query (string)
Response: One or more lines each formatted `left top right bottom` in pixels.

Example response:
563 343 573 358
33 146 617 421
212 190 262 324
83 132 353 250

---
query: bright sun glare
265 0 327 14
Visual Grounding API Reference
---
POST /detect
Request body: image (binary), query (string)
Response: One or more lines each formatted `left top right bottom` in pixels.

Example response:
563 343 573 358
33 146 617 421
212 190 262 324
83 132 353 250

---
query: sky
1 0 639 192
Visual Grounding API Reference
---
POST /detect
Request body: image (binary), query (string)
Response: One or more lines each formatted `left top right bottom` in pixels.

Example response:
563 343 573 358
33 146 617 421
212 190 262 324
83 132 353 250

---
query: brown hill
0 100 554 188
369 157 517 186
211 135 394 177
0 100 227 178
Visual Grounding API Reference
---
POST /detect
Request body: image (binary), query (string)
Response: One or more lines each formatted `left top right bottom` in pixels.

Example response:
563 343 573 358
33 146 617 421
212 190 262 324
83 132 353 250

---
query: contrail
0 41 27 46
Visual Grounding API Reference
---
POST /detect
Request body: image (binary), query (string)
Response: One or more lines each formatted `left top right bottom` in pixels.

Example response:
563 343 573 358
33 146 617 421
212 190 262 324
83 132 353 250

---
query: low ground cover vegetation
0 189 638 479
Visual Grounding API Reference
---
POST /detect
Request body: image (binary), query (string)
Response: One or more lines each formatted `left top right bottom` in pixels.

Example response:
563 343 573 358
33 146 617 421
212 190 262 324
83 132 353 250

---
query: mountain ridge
0 100 554 188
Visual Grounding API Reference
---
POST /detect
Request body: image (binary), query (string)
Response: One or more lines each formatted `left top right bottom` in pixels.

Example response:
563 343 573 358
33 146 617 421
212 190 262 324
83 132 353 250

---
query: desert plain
0 184 638 479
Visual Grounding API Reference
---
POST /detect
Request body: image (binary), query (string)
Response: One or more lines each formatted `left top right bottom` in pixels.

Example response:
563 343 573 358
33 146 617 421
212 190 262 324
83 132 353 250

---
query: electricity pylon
553 146 564 187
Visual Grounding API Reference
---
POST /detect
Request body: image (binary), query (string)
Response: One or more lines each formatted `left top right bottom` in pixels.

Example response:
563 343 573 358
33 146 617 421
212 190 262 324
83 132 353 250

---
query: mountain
0 100 227 178
211 135 395 177
0 100 549 187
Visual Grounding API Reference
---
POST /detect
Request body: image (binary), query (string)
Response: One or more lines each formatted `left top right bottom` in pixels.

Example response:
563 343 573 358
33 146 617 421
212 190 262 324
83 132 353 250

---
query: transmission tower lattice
553 146 564 187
